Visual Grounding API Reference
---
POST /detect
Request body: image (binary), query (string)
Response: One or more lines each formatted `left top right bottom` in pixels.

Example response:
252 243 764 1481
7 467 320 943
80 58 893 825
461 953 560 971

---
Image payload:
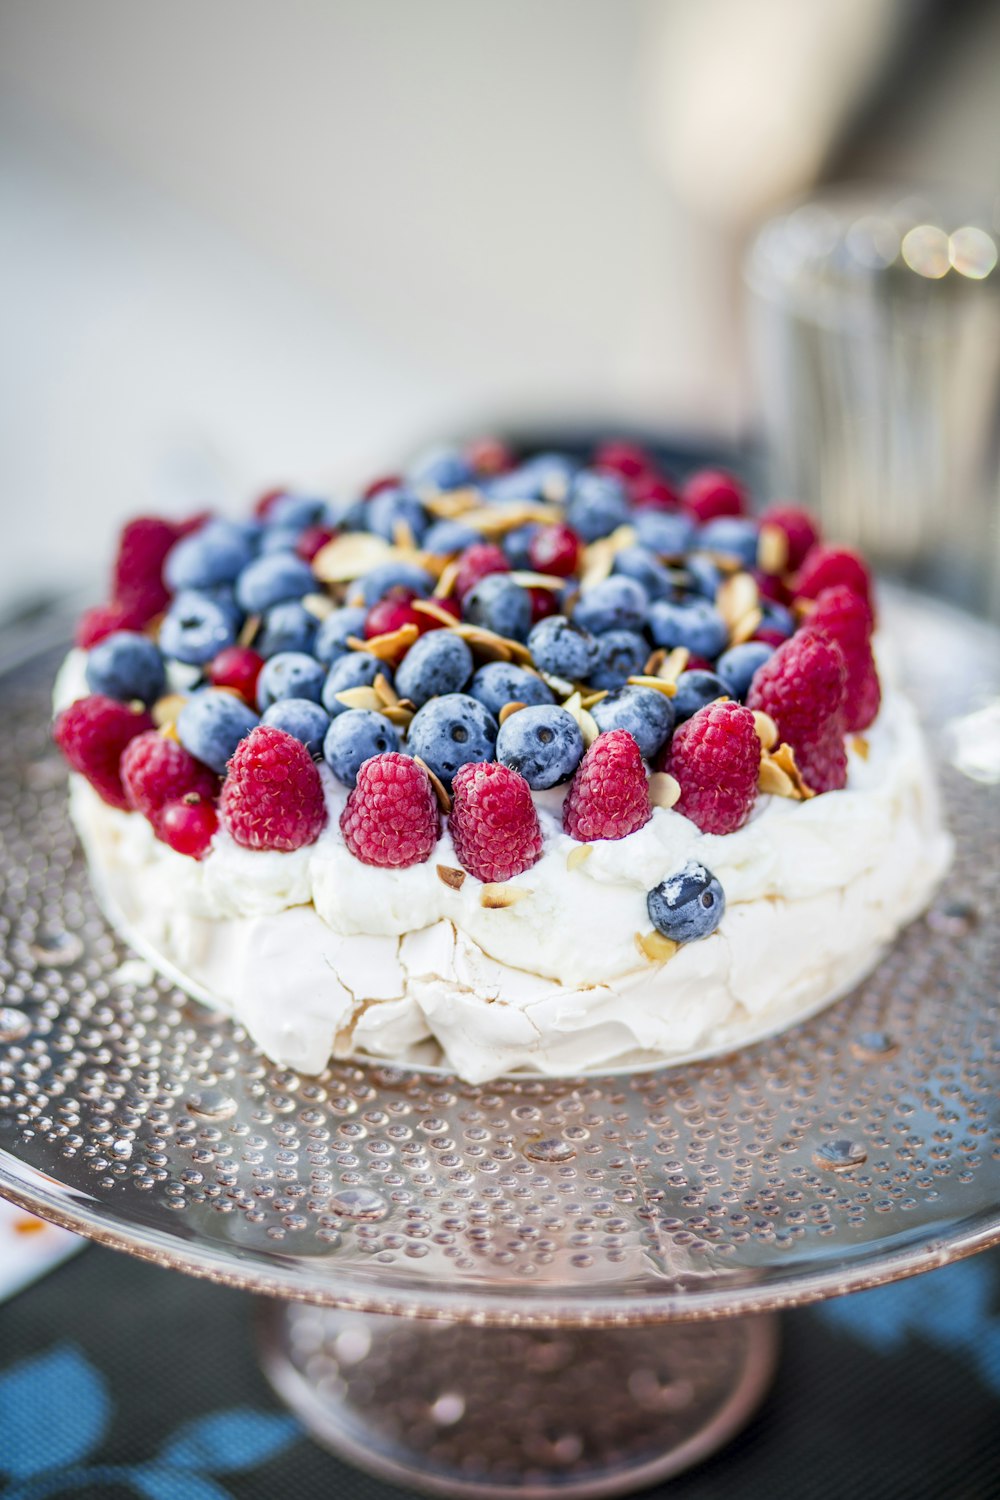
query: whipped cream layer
55 649 952 1083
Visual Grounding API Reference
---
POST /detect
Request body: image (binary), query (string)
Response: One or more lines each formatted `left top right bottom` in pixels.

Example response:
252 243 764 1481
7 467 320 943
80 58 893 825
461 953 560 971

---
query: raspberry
593 440 650 480
53 695 154 809
465 435 514 476
628 473 680 510
528 585 560 624
663 701 760 835
752 626 789 650
156 794 219 859
220 726 327 851
449 762 543 881
75 600 148 649
296 524 336 562
562 730 652 842
747 630 849 793
795 545 873 611
340 752 440 867
120 730 217 818
454 543 509 603
111 516 178 619
362 473 403 501
528 523 581 578
753 569 793 607
807 586 880 731
254 488 290 518
208 646 265 704
758 505 819 573
682 469 747 523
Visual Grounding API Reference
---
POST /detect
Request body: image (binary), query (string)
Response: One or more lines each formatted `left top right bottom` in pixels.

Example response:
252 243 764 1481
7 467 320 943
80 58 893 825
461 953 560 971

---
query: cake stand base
257 1303 779 1498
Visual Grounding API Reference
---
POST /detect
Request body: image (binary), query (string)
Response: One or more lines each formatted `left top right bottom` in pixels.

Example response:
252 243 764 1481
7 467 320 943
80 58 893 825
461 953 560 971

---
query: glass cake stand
0 591 997 1499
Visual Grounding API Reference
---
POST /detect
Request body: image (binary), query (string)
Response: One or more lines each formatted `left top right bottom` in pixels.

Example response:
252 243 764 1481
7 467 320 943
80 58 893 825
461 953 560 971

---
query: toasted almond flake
643 647 666 676
238 614 262 647
730 606 764 646
579 688 609 709
752 711 779 750
347 623 419 661
301 592 334 620
458 502 561 537
635 930 679 964
498 700 526 724
579 524 637 589
566 843 593 870
758 757 795 797
562 691 600 746
508 570 566 591
480 883 531 909
538 670 575 697
433 559 461 598
436 863 466 890
851 735 870 761
161 721 180 743
771 741 816 799
712 553 745 575
759 741 815 800
313 531 395 582
382 705 415 729
413 755 451 812
423 486 483 519
392 518 416 551
412 597 463 628
716 571 759 629
626 674 678 698
335 686 384 712
152 693 186 729
758 523 789 575
657 646 690 684
373 672 399 707
648 771 681 809
453 622 535 664
793 596 817 619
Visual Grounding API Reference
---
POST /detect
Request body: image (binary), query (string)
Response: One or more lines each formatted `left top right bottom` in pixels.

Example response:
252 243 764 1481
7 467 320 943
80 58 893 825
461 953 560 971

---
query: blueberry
256 652 327 711
469 662 556 717
366 487 430 545
672 670 729 723
495 704 584 789
573 576 648 635
395 631 473 707
323 708 402 787
314 606 368 665
85 630 166 705
405 693 498 788
647 862 725 943
327 495 368 532
589 629 649 690
321 652 389 716
463 574 532 641
261 698 331 757
488 453 578 504
177 690 259 774
697 517 760 568
256 600 318 658
259 525 307 555
565 471 630 542
527 615 599 681
422 519 482 556
359 561 433 607
634 511 695 556
408 446 475 491
716 641 774 701
502 522 539 569
164 520 255 591
612 545 675 600
591 684 674 760
682 553 722 601
648 599 728 659
235 552 315 614
761 600 796 639
158 593 237 667
266 494 326 529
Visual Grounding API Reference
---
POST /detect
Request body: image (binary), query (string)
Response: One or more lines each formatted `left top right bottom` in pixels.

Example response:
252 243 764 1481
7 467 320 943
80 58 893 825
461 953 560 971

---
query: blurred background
1 0 998 620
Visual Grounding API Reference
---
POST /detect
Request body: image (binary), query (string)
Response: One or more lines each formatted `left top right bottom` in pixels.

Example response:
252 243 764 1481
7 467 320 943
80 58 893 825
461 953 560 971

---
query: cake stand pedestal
0 593 997 1497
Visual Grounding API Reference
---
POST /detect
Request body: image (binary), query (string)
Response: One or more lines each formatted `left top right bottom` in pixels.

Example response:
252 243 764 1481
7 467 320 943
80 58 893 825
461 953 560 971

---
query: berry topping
176 690 259 775
454 543 510 603
209 645 264 704
235 552 315 615
527 615 599 681
314 606 369 665
528 585 560 624
648 599 728 660
574 576 648 636
156 794 219 859
340 752 440 867
590 684 674 761
465 435 514 475
296 524 336 563
111 515 180 620
261 698 331 757
589 629 648 690
75 600 150 649
449 761 543 882
758 504 819 573
321 652 390 717
323 708 401 787
364 593 422 640
671 670 729 723
663 700 760 835
220 725 327 851
469 662 555 718
166 519 255 593
697 516 760 569
565 472 630 542
159 591 237 666
120 731 217 818
495 705 584 790
807 586 880 732
53 695 154 810
405 693 498 789
715 641 774 701
256 652 327 711
593 439 650 479
747 630 849 792
682 469 746 523
85 630 166 706
628 473 680 511
562 729 652 842
464 574 532 641
647 862 725 942
528 523 582 578
395 631 474 708
794 545 873 611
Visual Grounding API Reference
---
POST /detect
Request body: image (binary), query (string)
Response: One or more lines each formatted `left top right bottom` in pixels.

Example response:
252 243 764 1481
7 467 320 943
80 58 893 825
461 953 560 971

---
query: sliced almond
498 700 527 724
392 518 417 551
412 598 463 628
759 741 815 800
423 486 484 520
729 607 764 646
413 755 451 812
538 670 575 698
458 502 561 537
752 711 779 751
579 688 609 709
238 613 262 648
635 930 679 964
509 570 566 591
626 674 678 698
452 623 534 665
436 863 466 890
716 571 759 630
347 623 419 661
373 672 399 707
757 523 789 576
312 531 394 583
643 647 666 676
382 705 415 729
648 771 681 810
433 559 461 598
152 693 187 729
657 646 690 685
301 592 334 620
793 596 817 620
580 524 637 589
851 735 870 761
566 843 593 871
334 686 384 712
160 720 180 743
562 691 600 746
771 741 816 799
480 883 531 909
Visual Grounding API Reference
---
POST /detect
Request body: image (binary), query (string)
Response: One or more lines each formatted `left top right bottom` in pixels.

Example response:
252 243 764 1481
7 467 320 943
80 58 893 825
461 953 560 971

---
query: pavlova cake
52 440 951 1082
